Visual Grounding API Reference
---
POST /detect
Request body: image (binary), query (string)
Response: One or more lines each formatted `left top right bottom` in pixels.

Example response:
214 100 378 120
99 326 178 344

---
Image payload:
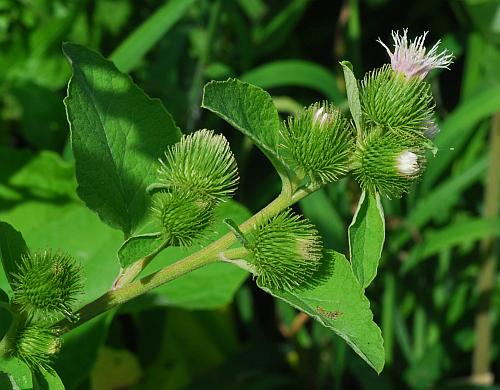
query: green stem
471 112 500 385
113 240 168 288
56 188 310 333
222 247 249 260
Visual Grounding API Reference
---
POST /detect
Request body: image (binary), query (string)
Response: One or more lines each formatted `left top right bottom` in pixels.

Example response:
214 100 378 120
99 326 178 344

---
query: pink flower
378 29 453 79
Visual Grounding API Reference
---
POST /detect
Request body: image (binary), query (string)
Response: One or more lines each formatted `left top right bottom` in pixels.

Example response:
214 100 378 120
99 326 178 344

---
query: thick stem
57 247 220 332
471 112 500 385
56 189 310 333
113 240 168 289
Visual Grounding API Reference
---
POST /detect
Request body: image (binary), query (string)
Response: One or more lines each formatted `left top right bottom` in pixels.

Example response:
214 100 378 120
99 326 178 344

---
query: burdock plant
0 30 452 383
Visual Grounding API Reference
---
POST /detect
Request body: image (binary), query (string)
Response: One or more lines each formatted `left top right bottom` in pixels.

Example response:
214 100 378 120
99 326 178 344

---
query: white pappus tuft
396 150 420 176
377 29 454 79
312 106 330 129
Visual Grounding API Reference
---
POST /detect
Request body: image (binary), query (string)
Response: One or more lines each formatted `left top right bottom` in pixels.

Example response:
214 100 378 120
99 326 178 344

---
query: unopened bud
352 132 424 197
247 210 323 291
12 251 83 321
280 102 354 185
153 129 239 203
13 324 61 371
152 190 214 247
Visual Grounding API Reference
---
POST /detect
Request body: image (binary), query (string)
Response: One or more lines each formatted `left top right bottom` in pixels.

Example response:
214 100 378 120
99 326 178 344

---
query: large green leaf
259 251 385 373
202 78 288 179
0 356 32 390
32 368 65 390
0 222 28 292
348 191 385 288
138 200 251 309
63 43 181 236
241 60 342 102
110 0 196 72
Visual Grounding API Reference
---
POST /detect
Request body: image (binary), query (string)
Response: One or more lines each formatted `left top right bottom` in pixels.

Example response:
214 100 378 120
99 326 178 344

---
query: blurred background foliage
0 0 499 388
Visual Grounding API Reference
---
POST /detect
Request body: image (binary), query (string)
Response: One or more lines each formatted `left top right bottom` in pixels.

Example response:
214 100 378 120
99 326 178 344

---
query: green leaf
0 147 77 200
259 251 385 373
63 43 181 236
201 78 289 180
0 356 32 390
110 0 196 73
340 61 363 136
0 222 28 291
241 60 342 102
139 200 251 309
32 368 64 390
118 232 163 268
348 191 385 288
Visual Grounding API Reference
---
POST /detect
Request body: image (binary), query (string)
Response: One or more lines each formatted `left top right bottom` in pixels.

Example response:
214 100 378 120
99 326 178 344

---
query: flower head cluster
279 102 353 185
377 29 454 79
151 129 239 246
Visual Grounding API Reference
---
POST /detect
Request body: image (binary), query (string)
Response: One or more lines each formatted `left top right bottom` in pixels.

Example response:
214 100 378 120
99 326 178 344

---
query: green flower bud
280 102 354 185
247 210 323 291
13 324 61 371
352 131 425 197
360 65 434 137
151 190 214 247
156 129 239 203
12 251 83 322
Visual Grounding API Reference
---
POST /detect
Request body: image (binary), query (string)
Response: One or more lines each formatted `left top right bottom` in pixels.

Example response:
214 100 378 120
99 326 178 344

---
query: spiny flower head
151 190 214 247
13 323 61 371
12 251 83 322
352 130 426 198
377 29 454 79
360 65 434 137
279 102 354 185
246 210 323 291
156 129 238 203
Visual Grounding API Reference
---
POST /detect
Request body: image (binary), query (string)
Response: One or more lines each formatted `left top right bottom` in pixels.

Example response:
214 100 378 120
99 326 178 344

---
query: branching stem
54 187 311 333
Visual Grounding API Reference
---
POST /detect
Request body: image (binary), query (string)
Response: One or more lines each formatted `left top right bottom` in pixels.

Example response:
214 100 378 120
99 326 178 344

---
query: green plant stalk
471 112 500 384
113 240 169 288
54 187 310 333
